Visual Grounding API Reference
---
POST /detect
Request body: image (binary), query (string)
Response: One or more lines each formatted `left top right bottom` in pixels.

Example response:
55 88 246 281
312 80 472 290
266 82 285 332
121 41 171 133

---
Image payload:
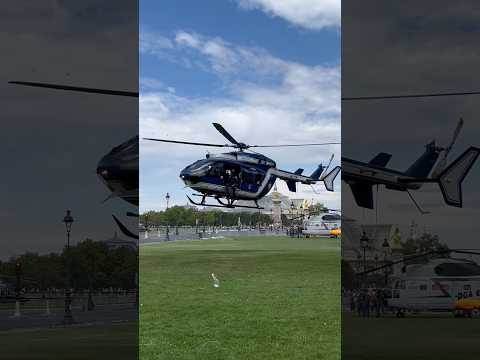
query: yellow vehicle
330 228 341 237
454 297 480 317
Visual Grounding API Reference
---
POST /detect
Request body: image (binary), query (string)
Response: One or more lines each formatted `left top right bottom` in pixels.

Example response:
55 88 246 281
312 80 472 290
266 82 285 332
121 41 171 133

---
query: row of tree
140 203 331 228
0 239 137 292
140 206 273 227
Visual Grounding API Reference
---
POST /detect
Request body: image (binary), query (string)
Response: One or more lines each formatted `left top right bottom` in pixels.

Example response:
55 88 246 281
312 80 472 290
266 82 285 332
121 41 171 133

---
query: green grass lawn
140 236 340 360
343 313 480 360
0 322 137 359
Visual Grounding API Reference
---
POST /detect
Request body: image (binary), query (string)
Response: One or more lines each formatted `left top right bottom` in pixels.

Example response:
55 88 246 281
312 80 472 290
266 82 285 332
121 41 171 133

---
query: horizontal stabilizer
322 166 341 191
294 168 304 175
438 147 480 207
369 152 392 167
286 180 296 192
349 183 374 209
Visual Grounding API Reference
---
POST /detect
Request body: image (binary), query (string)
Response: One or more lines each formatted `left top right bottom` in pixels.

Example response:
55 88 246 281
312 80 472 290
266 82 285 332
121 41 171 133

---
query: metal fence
139 226 291 244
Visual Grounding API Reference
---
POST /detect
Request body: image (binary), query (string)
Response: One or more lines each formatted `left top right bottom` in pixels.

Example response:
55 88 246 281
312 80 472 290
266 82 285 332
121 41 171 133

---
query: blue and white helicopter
144 123 341 209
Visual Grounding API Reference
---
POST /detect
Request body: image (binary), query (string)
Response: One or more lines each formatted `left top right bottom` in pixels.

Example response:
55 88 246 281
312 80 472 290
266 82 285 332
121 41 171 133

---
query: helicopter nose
180 168 199 184
97 152 120 183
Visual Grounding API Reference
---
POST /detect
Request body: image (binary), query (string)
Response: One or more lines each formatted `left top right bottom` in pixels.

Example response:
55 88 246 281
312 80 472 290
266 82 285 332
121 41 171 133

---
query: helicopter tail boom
273 165 341 192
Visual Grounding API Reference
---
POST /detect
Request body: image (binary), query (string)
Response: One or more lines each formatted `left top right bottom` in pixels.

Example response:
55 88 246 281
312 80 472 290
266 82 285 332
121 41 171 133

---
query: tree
402 232 449 263
308 202 327 213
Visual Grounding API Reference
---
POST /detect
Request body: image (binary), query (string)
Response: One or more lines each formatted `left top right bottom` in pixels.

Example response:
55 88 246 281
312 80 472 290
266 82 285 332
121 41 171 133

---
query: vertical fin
322 166 341 192
437 147 480 207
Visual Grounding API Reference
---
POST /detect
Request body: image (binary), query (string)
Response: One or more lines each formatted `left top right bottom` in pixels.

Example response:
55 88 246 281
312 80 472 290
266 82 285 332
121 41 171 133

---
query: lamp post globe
165 192 170 210
63 210 73 233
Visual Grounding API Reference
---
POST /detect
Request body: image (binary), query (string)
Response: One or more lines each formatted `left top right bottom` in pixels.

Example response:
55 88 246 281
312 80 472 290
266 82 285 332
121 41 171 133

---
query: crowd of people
346 287 390 317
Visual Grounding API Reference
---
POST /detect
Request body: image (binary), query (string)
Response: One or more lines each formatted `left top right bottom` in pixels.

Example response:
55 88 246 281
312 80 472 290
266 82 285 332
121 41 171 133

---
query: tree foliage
401 232 449 263
140 206 273 227
0 239 137 291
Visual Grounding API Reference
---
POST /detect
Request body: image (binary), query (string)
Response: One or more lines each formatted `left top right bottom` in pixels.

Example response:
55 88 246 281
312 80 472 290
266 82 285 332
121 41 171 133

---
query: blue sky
140 0 341 212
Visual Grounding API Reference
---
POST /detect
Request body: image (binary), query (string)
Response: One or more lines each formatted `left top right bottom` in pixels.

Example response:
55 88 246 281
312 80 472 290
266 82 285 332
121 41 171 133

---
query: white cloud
236 0 340 30
173 30 286 76
140 31 173 57
140 31 340 211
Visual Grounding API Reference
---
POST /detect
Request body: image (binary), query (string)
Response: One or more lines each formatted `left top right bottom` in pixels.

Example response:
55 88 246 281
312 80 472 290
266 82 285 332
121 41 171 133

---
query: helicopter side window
208 163 223 177
242 171 256 185
322 214 341 221
255 173 264 185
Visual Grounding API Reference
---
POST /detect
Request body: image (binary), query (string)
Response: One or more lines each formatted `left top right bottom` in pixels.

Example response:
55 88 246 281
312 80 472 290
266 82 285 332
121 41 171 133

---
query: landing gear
454 309 478 318
396 309 405 318
187 193 264 209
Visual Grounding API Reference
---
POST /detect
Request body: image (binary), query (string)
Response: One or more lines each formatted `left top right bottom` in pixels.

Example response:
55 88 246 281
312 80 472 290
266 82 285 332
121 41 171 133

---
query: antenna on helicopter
320 154 335 180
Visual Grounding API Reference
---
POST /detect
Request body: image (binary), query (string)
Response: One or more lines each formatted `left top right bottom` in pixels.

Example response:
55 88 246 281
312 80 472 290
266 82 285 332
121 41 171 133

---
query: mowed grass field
0 322 138 359
343 313 480 360
140 236 340 360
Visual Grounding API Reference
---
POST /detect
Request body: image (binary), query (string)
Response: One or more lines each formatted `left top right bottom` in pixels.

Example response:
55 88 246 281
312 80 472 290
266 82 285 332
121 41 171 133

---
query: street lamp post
165 192 170 210
63 210 74 325
382 238 391 286
144 214 149 239
13 260 22 317
360 232 369 284
290 201 295 237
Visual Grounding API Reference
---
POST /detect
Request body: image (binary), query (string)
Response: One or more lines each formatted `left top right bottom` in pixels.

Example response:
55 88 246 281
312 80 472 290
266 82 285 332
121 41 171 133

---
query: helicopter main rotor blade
212 123 240 146
250 142 340 148
9 81 138 97
143 138 230 147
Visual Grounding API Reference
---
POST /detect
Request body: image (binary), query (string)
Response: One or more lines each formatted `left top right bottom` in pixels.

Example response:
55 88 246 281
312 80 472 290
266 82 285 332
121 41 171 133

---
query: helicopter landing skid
187 194 264 209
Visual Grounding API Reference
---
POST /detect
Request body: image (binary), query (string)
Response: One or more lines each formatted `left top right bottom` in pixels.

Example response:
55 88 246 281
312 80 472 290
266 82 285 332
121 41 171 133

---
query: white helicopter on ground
361 249 480 317
302 211 341 238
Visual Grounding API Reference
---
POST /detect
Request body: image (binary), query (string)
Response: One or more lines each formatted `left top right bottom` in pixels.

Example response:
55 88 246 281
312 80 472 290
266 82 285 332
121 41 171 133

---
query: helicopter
144 123 341 209
357 249 480 317
9 81 139 239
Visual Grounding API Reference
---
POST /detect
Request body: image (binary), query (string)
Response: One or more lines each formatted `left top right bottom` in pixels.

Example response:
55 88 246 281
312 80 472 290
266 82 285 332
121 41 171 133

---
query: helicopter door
223 164 241 195
241 169 261 192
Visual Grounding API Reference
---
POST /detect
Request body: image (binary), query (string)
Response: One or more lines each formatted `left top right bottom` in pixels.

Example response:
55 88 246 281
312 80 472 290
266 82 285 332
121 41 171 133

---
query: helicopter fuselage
180 152 277 200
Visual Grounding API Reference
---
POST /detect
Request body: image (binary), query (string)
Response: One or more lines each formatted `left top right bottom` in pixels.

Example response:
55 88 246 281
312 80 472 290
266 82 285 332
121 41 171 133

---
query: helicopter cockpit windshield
183 160 212 176
434 262 480 276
